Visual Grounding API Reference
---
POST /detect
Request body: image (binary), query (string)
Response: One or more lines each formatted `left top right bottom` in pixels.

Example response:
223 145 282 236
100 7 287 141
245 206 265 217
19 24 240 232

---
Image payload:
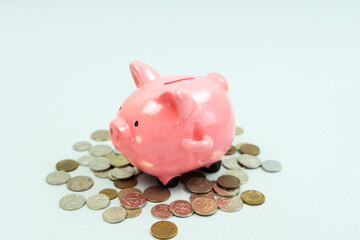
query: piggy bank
109 61 235 187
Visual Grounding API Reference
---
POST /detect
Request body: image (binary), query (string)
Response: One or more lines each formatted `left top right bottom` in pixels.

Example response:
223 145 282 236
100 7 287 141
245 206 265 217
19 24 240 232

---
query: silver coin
110 166 135 179
223 169 248 184
113 148 122 155
262 160 282 172
59 194 86 210
222 156 244 170
72 141 92 151
216 196 244 212
94 169 110 178
90 157 110 171
107 170 117 180
46 171 71 185
238 154 261 169
77 155 96 166
103 206 126 223
87 194 110 210
66 176 94 191
133 166 142 175
89 145 113 157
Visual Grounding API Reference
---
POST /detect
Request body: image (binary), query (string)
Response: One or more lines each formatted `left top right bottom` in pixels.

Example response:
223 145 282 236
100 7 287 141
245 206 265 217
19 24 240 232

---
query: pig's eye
134 121 138 127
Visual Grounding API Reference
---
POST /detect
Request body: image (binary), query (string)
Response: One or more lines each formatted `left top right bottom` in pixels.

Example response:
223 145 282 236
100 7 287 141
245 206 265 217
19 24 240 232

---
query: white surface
1 0 359 239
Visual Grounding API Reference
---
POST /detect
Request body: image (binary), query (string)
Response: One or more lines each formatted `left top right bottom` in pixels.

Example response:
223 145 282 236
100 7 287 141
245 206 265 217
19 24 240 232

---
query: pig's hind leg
201 160 221 173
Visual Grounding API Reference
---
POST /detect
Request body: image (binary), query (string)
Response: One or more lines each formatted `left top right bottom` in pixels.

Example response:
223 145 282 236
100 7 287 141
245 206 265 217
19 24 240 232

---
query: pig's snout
109 117 131 151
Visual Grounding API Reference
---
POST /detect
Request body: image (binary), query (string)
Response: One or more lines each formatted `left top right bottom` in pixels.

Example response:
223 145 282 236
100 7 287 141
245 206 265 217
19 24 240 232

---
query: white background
1 0 359 239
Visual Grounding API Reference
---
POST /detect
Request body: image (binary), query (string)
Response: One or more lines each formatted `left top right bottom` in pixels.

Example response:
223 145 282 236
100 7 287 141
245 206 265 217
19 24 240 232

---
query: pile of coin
46 127 282 239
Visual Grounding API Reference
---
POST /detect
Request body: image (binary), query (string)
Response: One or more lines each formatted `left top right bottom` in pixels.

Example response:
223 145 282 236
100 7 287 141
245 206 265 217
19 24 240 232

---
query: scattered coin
238 154 262 169
107 170 117 180
46 171 70 185
144 186 171 203
56 159 78 172
89 157 110 171
241 190 265 206
235 143 246 150
99 188 118 200
66 176 94 192
94 169 110 178
59 194 86 211
110 166 135 179
133 166 142 175
87 194 110 210
222 156 244 170
235 126 244 135
189 193 215 202
217 175 240 189
169 200 193 217
186 177 213 194
126 208 142 218
180 171 205 184
91 130 110 141
89 145 113 157
191 197 217 216
239 143 260 156
151 221 178 239
103 206 126 223
216 196 244 212
223 170 249 184
113 148 122 155
77 155 96 166
151 204 173 219
261 160 282 173
213 182 240 197
118 188 142 199
120 192 146 209
225 145 237 155
105 154 129 167
72 141 92 151
113 177 137 189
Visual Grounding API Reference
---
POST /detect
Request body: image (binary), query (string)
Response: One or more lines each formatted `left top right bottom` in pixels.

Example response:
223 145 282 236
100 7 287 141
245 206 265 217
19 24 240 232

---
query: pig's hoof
158 177 180 188
201 160 221 173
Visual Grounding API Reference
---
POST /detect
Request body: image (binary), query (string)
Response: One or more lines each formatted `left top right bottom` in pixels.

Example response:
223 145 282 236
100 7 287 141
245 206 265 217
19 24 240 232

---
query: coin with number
89 145 113 157
238 154 261 169
217 175 240 189
151 204 173 219
46 171 70 185
241 190 265 206
144 186 170 203
87 194 110 210
99 188 118 200
213 182 240 197
89 157 110 171
169 200 193 217
120 192 146 209
77 155 95 166
191 197 217 216
91 130 110 141
56 159 78 172
66 176 94 192
72 141 92 151
151 221 178 239
185 177 213 194
239 143 260 156
261 160 282 173
59 194 86 211
103 206 126 223
126 208 142 218
216 196 243 212
223 170 249 184
222 156 243 170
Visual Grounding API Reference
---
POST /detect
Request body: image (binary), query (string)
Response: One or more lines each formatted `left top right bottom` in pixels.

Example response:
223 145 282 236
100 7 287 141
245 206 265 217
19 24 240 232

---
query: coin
110 166 135 179
151 204 173 219
94 169 110 178
261 160 282 172
89 157 110 171
105 154 129 167
59 194 86 210
191 197 217 216
103 206 126 223
56 159 78 172
91 130 110 141
223 170 249 184
235 126 244 135
99 188 118 200
151 221 178 239
46 171 70 185
180 171 205 184
217 175 240 189
235 143 246 150
169 200 193 217
113 177 137 189
87 194 110 210
225 145 237 155
213 182 240 197
239 143 260 156
189 193 215 202
144 186 171 203
107 170 117 180
222 156 244 170
120 192 146 209
125 208 141 218
113 148 122 155
216 196 244 212
241 190 265 206
186 177 213 194
66 176 94 192
118 188 142 199
77 155 95 166
89 145 113 157
133 166 142 175
238 154 261 169
72 141 92 151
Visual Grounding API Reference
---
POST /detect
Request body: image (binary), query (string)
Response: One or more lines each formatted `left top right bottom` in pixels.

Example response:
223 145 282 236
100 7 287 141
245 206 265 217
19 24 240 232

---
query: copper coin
126 208 142 218
151 221 178 239
239 143 260 156
151 204 173 219
144 186 171 203
180 171 205 184
56 159 78 172
91 130 110 141
217 175 240 189
66 176 94 192
189 193 215 202
118 188 142 199
241 190 265 206
99 188 118 200
169 200 193 217
216 196 244 212
191 197 217 216
225 145 237 155
185 177 213 194
213 182 240 197
120 192 146 209
113 177 137 189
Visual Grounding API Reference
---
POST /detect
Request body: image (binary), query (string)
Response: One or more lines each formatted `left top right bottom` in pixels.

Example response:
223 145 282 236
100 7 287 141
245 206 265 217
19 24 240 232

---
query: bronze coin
239 143 260 156
217 175 240 189
189 193 215 202
56 159 78 172
191 197 217 216
144 186 171 203
180 171 205 184
225 145 237 155
99 188 118 200
151 221 178 239
118 187 142 200
126 208 142 218
213 182 240 197
241 190 265 206
186 177 213 194
113 177 137 189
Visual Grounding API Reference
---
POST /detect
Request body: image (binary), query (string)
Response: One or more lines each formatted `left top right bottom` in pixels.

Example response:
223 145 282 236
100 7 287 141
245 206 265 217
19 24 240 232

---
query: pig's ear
207 73 228 91
158 88 196 124
130 61 161 88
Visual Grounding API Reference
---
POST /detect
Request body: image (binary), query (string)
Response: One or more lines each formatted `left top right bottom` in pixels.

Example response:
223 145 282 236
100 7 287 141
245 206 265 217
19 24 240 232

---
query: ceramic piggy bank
109 61 235 187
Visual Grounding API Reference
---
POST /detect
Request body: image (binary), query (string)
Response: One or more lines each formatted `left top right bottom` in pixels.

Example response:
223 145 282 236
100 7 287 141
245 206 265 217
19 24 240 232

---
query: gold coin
113 177 137 189
126 208 142 218
99 188 118 200
235 143 246 150
235 126 244 135
56 159 79 172
151 221 178 239
225 145 237 155
241 190 265 206
91 130 110 141
239 143 260 156
105 154 129 167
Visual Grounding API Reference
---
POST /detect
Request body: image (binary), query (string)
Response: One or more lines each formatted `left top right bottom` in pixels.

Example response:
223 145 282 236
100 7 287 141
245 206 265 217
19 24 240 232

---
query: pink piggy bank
109 61 235 187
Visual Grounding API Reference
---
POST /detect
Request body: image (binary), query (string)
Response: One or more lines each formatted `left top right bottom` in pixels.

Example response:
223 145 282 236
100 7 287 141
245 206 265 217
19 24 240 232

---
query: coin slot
163 77 194 85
